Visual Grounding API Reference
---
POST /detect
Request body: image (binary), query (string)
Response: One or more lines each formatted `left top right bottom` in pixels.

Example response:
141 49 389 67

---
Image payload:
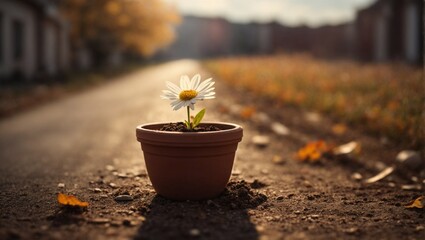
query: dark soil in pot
159 122 221 132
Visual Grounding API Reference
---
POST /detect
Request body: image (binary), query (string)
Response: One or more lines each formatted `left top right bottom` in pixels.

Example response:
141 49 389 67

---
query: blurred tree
60 0 180 66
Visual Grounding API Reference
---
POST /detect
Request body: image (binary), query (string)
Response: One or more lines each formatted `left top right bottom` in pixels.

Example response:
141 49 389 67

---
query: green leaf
184 120 190 129
192 109 206 128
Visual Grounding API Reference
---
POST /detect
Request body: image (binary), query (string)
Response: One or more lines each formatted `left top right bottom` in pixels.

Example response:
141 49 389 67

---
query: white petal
161 92 178 100
180 75 190 90
190 74 201 89
172 101 185 111
184 101 191 107
203 92 215 96
195 78 213 92
199 87 215 95
189 103 195 110
197 91 215 99
203 95 215 99
170 99 181 106
161 95 173 100
197 81 215 93
161 90 178 99
166 81 181 94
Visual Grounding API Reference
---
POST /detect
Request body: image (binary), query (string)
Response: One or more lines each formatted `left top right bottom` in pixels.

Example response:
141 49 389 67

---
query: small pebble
40 225 49 231
109 183 118 188
189 228 201 237
255 225 265 232
310 214 320 219
93 188 102 193
88 218 110 224
96 179 104 184
252 135 270 147
57 183 65 188
276 196 284 201
271 122 290 136
396 150 422 170
114 195 133 202
401 185 422 190
106 165 115 171
253 112 270 124
416 225 425 232
110 221 122 227
272 155 285 165
122 219 137 227
345 227 358 235
351 173 363 181
305 112 321 123
117 173 129 178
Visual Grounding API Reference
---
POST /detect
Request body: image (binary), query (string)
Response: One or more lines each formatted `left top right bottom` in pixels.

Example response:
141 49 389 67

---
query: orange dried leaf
296 140 332 162
240 106 256 119
58 193 89 208
405 196 424 209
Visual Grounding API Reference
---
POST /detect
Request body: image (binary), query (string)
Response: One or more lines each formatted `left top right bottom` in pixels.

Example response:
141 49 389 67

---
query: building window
12 19 24 61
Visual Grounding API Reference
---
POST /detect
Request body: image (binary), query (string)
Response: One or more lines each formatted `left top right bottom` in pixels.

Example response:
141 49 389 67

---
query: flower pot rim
136 122 243 145
136 121 242 135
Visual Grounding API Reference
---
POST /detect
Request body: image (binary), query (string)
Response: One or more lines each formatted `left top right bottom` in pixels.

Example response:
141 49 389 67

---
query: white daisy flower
161 74 215 111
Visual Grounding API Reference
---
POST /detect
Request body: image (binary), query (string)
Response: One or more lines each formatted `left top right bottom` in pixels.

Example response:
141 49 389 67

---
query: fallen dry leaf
364 166 394 183
405 196 424 209
333 141 361 156
331 124 347 135
297 140 332 162
58 193 89 208
239 106 256 119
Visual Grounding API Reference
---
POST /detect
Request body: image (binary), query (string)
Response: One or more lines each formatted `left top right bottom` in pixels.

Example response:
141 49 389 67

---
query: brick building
0 0 70 81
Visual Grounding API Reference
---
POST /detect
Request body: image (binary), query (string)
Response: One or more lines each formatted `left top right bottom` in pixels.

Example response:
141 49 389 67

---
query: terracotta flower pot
136 122 243 200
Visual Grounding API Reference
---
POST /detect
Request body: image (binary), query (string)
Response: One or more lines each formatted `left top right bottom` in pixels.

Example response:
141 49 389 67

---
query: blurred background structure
0 0 422 82
0 0 70 81
162 0 422 64
0 0 180 82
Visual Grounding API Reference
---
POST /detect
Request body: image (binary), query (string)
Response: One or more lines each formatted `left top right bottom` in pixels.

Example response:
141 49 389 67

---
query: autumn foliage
60 0 180 63
58 193 89 208
205 54 423 149
297 140 333 162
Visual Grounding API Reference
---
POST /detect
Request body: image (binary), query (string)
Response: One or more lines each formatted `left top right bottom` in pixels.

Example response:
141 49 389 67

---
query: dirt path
0 60 423 240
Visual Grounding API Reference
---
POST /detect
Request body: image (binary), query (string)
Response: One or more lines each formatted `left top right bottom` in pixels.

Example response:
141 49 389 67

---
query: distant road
0 60 202 179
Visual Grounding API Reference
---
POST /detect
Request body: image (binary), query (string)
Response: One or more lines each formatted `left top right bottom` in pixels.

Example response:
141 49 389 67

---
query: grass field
204 54 424 149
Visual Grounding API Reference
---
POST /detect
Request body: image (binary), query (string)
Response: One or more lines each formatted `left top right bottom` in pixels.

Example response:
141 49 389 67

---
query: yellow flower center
179 90 198 101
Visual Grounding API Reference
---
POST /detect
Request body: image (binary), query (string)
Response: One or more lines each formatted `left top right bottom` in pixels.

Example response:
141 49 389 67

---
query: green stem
187 106 191 129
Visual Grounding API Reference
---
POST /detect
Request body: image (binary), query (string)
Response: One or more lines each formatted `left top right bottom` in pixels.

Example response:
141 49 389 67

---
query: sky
163 0 376 27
